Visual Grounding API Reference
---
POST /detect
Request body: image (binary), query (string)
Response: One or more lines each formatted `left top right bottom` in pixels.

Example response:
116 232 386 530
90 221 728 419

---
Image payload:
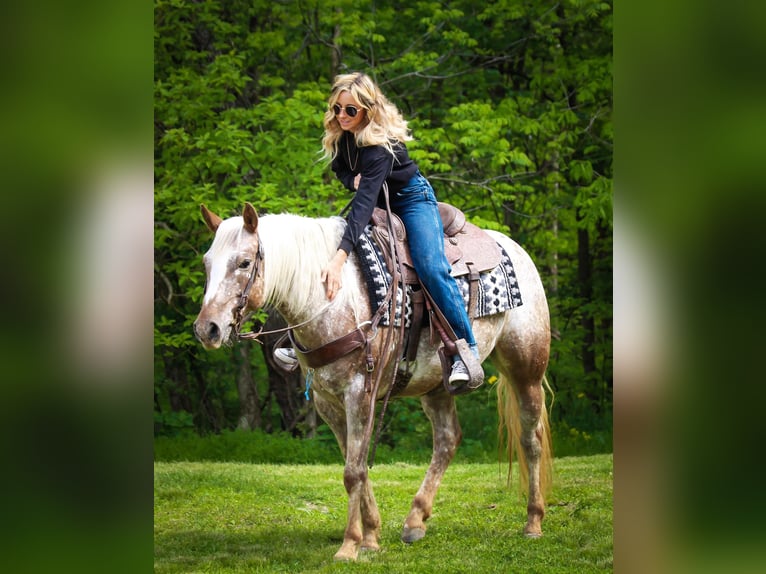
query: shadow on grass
155 510 573 572
155 524 344 571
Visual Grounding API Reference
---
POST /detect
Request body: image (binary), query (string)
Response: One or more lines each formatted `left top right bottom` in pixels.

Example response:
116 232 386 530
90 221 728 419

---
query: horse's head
193 203 265 349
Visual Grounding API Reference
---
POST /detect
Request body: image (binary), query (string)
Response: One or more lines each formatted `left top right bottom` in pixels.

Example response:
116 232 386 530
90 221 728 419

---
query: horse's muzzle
193 318 225 349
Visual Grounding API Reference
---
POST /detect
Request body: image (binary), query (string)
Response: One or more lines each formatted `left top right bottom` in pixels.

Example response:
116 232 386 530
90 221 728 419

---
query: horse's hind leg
495 347 552 538
515 378 549 537
402 388 462 543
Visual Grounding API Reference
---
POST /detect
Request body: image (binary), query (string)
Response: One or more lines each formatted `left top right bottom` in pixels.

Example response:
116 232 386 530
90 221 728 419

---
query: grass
154 454 612 573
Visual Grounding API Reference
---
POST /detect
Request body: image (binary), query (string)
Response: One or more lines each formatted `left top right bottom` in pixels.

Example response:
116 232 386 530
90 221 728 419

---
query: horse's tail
496 373 553 496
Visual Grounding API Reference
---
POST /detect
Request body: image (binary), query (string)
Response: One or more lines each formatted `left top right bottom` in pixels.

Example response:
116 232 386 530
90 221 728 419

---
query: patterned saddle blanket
354 225 523 327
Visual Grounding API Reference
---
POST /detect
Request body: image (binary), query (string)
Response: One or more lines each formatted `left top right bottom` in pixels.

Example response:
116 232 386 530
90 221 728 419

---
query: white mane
208 212 366 320
257 213 353 317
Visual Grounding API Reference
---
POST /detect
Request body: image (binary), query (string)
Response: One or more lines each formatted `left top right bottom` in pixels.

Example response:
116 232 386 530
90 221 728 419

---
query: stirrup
439 339 484 395
274 347 299 372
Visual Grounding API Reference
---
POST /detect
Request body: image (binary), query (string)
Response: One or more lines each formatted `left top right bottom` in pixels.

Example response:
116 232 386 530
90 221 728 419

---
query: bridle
228 191 408 468
233 234 333 342
232 239 264 338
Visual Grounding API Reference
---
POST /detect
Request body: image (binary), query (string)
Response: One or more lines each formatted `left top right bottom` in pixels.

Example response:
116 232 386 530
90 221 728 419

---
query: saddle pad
355 225 523 327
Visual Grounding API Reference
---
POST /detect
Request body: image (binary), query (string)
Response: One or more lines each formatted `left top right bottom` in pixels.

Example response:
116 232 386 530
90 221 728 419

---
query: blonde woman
277 72 480 385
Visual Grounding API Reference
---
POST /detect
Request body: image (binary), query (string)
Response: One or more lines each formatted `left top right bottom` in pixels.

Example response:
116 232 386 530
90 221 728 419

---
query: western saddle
369 202 498 395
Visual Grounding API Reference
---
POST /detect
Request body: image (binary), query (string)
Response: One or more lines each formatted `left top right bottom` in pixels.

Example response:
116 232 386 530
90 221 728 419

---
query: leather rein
234 238 334 343
234 189 407 467
234 188 403 369
233 231 379 366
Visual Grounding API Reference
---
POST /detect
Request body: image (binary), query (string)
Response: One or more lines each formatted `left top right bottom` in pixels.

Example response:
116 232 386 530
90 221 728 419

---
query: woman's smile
335 92 365 132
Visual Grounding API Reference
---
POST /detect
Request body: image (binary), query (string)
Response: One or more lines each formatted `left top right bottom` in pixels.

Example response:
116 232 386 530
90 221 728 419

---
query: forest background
153 0 613 459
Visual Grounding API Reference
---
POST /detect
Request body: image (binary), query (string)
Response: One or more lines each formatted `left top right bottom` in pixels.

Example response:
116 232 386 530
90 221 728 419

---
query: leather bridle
232 239 264 338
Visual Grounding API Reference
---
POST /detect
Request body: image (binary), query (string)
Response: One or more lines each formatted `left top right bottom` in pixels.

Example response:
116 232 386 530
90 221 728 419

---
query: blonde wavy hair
321 72 413 161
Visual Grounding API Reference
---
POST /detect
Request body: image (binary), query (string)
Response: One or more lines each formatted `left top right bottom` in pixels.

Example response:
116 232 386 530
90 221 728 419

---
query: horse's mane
210 212 362 318
257 213 351 316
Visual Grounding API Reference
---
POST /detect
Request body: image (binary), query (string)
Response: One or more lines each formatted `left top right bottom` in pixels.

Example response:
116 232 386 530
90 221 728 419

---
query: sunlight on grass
155 455 612 573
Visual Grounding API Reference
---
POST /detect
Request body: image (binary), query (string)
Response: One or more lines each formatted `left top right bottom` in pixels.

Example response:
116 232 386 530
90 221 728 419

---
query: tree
154 0 613 439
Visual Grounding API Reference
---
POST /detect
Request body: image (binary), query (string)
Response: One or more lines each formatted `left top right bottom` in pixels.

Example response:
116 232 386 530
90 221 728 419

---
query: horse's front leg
314 384 381 560
402 388 462 543
334 374 381 561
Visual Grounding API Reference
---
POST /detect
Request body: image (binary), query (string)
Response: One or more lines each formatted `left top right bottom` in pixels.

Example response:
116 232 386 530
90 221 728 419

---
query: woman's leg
391 174 476 347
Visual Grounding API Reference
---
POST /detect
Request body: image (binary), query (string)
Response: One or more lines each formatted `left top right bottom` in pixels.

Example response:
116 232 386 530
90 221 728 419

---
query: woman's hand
320 250 348 300
353 174 361 190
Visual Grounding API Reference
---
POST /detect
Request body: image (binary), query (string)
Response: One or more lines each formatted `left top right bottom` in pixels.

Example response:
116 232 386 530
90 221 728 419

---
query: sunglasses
332 103 360 118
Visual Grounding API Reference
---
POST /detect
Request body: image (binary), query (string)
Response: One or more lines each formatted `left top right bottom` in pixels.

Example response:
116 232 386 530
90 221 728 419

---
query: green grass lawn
155 454 612 573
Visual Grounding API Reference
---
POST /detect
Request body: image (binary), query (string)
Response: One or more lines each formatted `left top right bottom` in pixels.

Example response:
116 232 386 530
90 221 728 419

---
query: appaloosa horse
193 202 552 561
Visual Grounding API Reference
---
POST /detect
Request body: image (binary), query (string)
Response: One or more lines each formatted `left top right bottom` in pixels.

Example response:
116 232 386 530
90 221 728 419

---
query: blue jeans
389 172 476 347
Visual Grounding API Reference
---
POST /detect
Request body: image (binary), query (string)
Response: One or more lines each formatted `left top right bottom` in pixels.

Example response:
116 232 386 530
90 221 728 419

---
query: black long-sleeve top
332 131 418 254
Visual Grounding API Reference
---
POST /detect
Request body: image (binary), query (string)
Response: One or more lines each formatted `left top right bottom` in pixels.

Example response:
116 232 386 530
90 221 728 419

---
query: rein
238 304 333 342
362 183 407 468
233 235 332 343
231 197 407 468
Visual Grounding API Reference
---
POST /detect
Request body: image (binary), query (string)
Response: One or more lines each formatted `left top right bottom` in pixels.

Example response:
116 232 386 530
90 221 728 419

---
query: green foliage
154 409 195 434
154 0 613 446
552 421 613 458
153 399 612 464
154 429 342 464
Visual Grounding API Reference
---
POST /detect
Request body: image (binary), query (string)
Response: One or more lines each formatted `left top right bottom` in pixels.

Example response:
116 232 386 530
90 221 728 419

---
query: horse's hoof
333 543 359 561
401 527 426 544
524 531 543 539
333 552 357 562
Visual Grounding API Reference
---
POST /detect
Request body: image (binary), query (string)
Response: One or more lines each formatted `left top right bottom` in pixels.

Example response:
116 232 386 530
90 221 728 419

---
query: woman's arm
337 147 391 254
323 146 391 300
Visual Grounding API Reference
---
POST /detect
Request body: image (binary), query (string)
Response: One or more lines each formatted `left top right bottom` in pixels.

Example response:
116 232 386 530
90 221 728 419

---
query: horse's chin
199 339 223 351
198 332 236 350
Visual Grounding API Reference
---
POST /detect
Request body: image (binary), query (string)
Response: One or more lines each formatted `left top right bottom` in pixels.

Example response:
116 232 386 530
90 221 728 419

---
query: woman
276 72 480 385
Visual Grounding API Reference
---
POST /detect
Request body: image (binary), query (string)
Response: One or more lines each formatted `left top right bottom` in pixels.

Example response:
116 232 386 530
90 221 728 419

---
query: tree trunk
192 364 222 433
330 11 341 79
163 350 193 414
577 222 598 404
235 341 261 430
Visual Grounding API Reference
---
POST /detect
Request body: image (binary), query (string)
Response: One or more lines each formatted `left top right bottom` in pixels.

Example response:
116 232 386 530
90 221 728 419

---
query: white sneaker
274 347 298 371
448 359 470 384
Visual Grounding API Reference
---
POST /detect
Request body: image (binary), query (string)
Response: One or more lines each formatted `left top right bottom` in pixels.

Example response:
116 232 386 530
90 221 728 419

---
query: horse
193 202 552 561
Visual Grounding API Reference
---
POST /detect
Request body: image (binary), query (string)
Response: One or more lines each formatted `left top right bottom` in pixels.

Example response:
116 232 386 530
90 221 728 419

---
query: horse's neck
273 290 360 351
269 266 363 347
260 215 337 316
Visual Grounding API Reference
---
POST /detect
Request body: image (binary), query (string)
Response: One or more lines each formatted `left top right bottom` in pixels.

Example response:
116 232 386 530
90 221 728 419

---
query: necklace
345 134 359 171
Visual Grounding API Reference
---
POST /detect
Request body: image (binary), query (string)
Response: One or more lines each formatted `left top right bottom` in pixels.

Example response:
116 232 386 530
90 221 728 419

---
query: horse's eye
238 259 251 269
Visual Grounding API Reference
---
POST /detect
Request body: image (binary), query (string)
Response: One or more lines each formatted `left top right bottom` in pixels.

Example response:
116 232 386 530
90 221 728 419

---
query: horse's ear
200 204 222 233
242 202 259 234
